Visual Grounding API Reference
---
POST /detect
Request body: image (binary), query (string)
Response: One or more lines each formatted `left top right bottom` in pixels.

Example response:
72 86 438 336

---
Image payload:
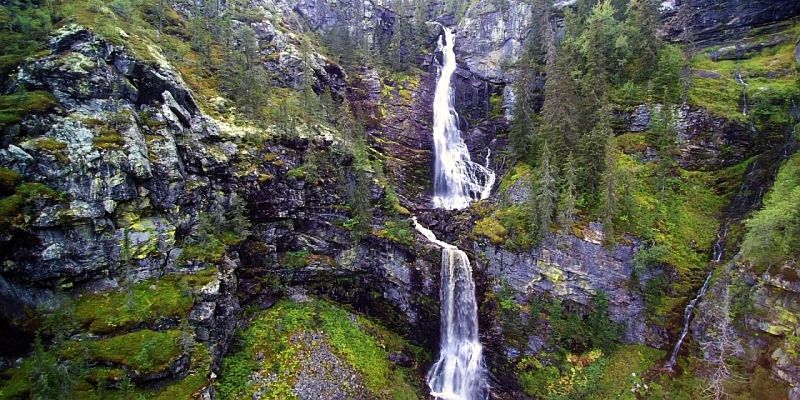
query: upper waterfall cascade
431 27 496 210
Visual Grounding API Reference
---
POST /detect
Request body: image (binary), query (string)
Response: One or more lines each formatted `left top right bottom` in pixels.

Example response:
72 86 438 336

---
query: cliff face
1 0 799 398
661 0 800 45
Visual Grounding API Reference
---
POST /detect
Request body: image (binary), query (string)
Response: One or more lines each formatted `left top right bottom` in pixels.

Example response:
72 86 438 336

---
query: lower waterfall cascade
413 218 489 400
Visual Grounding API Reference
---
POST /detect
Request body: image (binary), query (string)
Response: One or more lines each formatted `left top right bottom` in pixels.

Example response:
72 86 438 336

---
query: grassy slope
216 299 426 400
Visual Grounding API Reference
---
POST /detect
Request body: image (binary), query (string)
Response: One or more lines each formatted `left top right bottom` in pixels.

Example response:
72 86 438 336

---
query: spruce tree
559 152 577 236
535 141 558 240
600 136 619 244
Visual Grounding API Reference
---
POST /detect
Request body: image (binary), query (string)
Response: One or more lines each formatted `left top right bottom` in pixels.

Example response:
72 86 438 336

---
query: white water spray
431 27 496 210
413 218 488 400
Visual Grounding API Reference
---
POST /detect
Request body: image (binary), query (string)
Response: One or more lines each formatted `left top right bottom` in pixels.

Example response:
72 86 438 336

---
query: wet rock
710 33 791 61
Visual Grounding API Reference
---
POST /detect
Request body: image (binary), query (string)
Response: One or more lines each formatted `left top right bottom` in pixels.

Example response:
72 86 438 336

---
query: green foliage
376 218 414 246
473 216 508 245
281 249 311 268
70 329 182 373
542 293 623 354
30 333 77 400
73 269 216 334
494 205 537 250
217 299 423 400
689 27 799 125
533 141 558 240
742 151 800 268
518 345 664 400
0 182 63 231
182 197 252 263
0 2 53 82
0 91 58 126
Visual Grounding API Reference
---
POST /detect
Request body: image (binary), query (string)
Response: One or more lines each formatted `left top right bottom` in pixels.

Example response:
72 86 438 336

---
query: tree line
510 0 686 244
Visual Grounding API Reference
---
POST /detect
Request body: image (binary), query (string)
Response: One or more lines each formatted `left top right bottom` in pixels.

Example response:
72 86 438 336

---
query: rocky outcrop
455 0 533 83
661 0 800 45
476 225 652 345
0 23 442 373
628 104 762 171
692 263 800 397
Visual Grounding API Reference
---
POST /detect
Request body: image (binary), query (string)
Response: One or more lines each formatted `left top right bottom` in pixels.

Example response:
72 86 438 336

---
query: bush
472 216 508 245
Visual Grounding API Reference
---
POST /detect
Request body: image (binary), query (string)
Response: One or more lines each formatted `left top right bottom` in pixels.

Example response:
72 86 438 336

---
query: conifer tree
535 141 558 240
600 136 619 244
625 0 661 82
559 152 577 236
578 105 613 202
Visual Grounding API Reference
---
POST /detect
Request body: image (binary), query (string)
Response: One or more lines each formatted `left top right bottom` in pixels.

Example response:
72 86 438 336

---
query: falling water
413 218 488 400
666 153 772 369
431 27 496 210
665 270 714 370
735 72 749 116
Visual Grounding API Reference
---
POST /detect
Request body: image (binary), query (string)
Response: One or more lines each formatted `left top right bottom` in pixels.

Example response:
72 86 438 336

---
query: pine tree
625 0 661 83
578 105 613 202
535 141 558 240
559 152 577 236
649 105 678 201
600 136 619 244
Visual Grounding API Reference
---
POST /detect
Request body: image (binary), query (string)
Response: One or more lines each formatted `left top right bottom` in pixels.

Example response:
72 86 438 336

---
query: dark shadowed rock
661 0 800 45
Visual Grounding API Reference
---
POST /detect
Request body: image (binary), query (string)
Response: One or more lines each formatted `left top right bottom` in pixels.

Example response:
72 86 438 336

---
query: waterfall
414 25 492 400
431 27 496 210
735 72 749 116
665 270 713 370
413 218 488 400
665 154 772 369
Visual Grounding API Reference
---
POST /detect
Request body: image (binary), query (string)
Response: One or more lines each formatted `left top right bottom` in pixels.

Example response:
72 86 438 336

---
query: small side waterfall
413 218 488 400
431 27 496 210
665 270 713 369
664 145 790 369
735 72 749 116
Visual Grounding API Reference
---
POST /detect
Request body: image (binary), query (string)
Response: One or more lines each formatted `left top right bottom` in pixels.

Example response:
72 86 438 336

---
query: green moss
0 167 21 192
141 343 212 399
613 147 728 320
498 163 532 193
689 25 799 124
73 269 216 334
72 329 182 374
281 249 311 268
376 218 414 246
0 91 58 126
33 137 67 151
217 299 424 400
742 152 800 269
495 205 536 250
32 137 69 163
0 182 63 230
93 128 125 150
473 216 508 245
489 92 504 119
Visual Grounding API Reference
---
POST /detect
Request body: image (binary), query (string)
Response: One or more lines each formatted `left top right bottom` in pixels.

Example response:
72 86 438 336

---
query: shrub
473 216 508 245
0 91 58 126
